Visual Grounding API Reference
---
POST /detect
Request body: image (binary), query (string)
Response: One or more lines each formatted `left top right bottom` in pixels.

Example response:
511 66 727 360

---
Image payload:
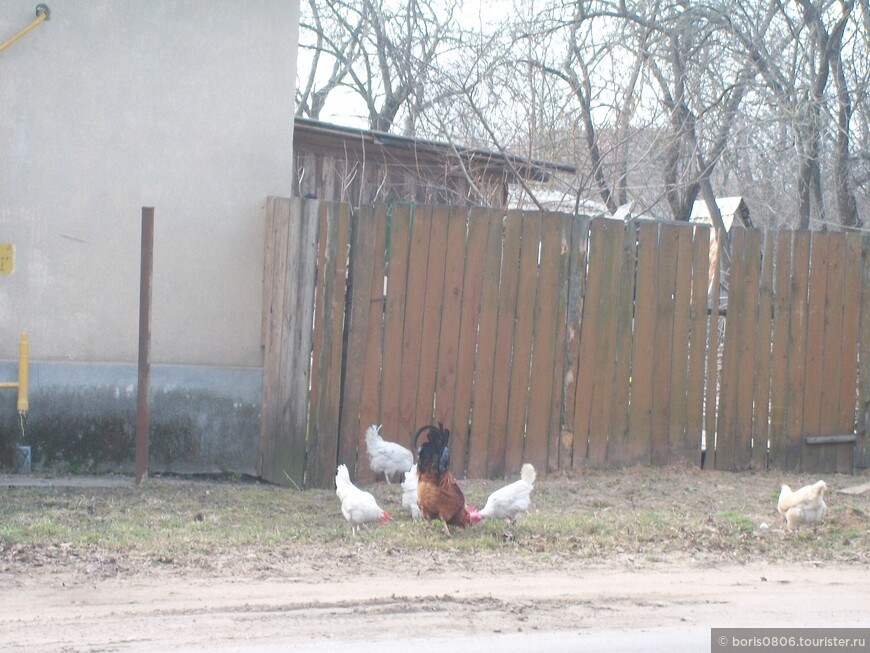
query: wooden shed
292 117 577 207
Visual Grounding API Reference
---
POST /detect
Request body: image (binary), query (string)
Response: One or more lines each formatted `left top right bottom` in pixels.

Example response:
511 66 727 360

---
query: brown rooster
412 423 480 537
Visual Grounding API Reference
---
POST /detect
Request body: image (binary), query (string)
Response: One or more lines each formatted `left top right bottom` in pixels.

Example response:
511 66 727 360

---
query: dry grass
1 467 869 578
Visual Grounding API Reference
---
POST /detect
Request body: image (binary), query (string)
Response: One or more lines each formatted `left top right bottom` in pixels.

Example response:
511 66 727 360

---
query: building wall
0 1 299 474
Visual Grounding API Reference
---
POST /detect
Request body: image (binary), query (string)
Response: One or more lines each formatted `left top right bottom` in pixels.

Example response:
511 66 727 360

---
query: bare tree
297 0 870 231
297 0 462 133
792 0 853 228
498 0 765 231
728 0 863 229
296 0 364 120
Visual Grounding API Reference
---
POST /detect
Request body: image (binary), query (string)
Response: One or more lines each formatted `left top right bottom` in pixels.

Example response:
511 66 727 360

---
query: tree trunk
832 49 860 229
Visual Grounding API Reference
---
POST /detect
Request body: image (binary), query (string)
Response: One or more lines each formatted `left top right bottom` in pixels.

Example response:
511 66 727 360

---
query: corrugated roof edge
293 117 579 181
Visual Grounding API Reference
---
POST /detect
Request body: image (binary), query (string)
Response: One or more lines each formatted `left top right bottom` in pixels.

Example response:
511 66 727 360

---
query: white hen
365 424 414 483
401 464 422 520
335 464 390 535
777 480 827 531
478 463 536 522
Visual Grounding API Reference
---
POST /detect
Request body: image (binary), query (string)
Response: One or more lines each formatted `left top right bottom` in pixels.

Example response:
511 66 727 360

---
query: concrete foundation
0 361 260 475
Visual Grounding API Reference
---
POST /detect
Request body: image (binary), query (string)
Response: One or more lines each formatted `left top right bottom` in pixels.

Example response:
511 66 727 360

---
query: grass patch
1 468 869 574
715 510 756 535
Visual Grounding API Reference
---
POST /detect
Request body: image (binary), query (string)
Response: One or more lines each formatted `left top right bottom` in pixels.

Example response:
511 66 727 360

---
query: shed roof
689 196 752 231
293 117 578 183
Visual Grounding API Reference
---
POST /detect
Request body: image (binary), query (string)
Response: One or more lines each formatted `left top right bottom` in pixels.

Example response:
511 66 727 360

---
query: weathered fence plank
548 214 573 473
259 197 289 481
259 197 317 487
287 199 320 485
433 208 467 429
857 234 870 469
587 218 623 468
467 210 505 478
752 232 775 470
802 233 829 471
416 206 450 428
524 212 563 473
487 210 523 477
838 234 863 472
666 227 693 464
398 207 432 434
337 205 379 474
380 204 413 444
355 206 389 480
505 212 542 474
450 209 490 477
650 225 679 466
571 218 606 467
768 231 792 470
704 233 722 468
786 232 811 471
738 230 762 469
308 202 350 488
715 228 743 471
560 214 589 470
307 203 330 485
684 226 710 466
306 204 328 467
818 233 846 473
261 200 275 349
262 200 868 487
605 222 638 467
397 205 432 436
627 222 658 466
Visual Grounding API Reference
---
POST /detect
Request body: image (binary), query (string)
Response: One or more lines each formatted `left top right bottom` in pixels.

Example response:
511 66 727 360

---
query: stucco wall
0 1 299 474
1 0 297 366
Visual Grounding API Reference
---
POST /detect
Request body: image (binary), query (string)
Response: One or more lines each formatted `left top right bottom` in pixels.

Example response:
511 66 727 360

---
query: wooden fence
260 198 870 488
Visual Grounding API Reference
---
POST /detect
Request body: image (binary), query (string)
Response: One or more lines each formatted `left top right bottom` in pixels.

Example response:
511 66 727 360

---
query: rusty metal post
135 207 154 486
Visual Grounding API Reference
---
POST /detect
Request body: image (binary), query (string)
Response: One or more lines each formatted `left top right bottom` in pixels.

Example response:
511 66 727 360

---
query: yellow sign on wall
0 243 13 275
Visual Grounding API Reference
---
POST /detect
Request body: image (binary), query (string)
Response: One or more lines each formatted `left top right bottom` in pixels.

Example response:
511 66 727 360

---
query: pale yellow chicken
777 480 827 531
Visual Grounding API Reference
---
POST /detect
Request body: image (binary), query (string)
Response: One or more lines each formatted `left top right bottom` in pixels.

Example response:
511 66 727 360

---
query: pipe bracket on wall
0 5 50 53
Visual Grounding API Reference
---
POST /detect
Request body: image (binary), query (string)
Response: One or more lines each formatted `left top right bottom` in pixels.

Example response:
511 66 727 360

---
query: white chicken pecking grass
401 464 422 520
335 464 390 536
777 479 827 532
478 463 536 523
365 424 414 483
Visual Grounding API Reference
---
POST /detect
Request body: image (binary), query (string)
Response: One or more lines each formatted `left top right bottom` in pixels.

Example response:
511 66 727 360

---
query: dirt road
3 560 868 652
3 469 869 651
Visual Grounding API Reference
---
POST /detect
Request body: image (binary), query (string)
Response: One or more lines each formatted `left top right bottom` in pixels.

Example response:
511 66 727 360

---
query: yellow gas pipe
0 332 29 414
18 332 28 413
0 5 50 53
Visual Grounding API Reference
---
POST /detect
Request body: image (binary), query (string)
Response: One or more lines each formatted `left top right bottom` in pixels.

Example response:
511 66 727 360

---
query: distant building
690 196 752 297
689 196 753 231
293 118 577 208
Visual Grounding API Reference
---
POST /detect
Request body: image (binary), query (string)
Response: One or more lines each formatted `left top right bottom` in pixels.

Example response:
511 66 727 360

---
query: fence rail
260 199 870 488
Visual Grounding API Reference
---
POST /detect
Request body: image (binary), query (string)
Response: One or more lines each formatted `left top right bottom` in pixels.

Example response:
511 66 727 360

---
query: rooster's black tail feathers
412 423 451 475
